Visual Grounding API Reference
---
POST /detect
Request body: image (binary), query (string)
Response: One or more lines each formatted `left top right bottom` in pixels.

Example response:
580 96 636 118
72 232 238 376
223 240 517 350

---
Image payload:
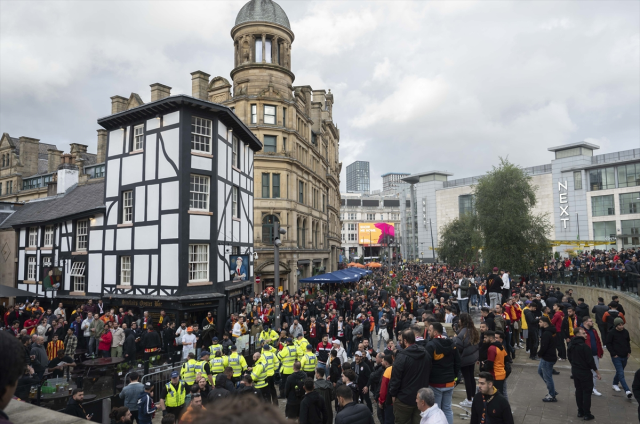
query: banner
358 222 395 245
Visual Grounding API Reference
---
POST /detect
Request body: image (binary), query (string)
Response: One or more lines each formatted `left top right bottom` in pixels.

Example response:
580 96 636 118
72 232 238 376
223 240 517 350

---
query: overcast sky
1 1 639 192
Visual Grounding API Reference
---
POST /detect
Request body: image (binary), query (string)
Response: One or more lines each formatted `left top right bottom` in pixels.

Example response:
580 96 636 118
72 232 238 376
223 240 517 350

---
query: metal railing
592 148 640 165
527 269 640 294
141 363 185 403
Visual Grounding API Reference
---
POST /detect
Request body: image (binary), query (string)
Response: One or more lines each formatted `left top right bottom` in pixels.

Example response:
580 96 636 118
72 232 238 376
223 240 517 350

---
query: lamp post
273 221 287 331
429 218 436 262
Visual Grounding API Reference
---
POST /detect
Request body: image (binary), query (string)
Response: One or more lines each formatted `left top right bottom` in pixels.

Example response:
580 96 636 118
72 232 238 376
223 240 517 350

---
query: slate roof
0 180 105 229
235 0 291 30
0 210 14 226
38 143 58 159
78 152 98 166
38 159 49 175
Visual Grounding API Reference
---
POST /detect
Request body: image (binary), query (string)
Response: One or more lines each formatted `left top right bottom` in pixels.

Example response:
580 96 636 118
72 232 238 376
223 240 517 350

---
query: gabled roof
0 181 105 229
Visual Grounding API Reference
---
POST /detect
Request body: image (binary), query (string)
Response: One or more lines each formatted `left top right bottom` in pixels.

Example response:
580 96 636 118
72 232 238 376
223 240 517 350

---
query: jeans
88 336 96 355
538 358 556 397
479 295 486 306
458 299 469 314
612 356 630 391
470 295 477 306
489 293 501 309
430 386 454 424
316 362 327 374
592 356 599 388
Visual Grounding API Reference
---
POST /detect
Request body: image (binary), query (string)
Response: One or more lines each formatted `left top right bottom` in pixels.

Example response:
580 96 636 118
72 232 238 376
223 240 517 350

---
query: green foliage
473 158 551 274
438 213 483 266
358 255 364 264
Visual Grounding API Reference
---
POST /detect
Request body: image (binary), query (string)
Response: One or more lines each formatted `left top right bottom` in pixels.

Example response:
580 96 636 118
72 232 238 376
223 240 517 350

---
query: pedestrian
285 361 308 420
426 322 460 424
0 331 26 424
523 302 539 359
581 317 604 396
388 329 432 424
119 371 144 424
299 378 326 424
605 318 632 398
137 383 157 424
567 327 601 421
633 369 640 422
537 317 558 402
334 385 374 424
64 389 92 421
551 304 566 361
314 367 335 424
453 313 480 408
159 371 186 420
469 372 514 424
416 387 447 424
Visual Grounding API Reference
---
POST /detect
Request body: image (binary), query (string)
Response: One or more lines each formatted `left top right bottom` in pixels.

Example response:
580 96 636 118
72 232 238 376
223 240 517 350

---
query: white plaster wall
163 111 179 127
147 118 160 131
147 185 159 221
18 250 25 280
104 255 116 285
150 254 158 285
161 181 179 210
145 134 157 181
161 214 179 239
122 154 144 186
161 244 179 286
88 254 102 292
106 159 121 198
104 229 114 251
191 155 212 171
19 228 25 247
89 230 103 251
116 228 132 250
134 255 149 285
218 122 227 139
135 186 146 223
107 201 119 226
108 129 124 157
158 128 180 179
218 141 228 179
134 225 158 250
189 215 210 240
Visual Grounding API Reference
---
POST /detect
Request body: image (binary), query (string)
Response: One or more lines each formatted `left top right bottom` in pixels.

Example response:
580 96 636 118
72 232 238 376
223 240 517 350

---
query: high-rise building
382 172 410 195
346 161 370 194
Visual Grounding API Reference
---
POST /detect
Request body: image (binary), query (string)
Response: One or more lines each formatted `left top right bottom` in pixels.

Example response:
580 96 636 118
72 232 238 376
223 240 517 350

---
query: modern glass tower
346 161 370 194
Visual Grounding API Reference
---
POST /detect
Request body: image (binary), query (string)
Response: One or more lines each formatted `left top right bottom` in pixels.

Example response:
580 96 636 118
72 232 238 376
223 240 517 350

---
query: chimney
97 129 107 163
57 154 79 194
110 96 127 114
190 71 210 100
150 83 172 102
69 143 88 154
47 149 63 173
47 173 58 197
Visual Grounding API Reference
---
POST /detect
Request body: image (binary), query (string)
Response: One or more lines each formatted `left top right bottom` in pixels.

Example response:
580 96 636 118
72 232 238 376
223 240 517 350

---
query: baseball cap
493 267 498 271
525 300 532 305
144 382 153 389
212 337 219 341
286 337 293 343
200 351 210 358
187 327 193 332
171 371 179 378
355 351 363 357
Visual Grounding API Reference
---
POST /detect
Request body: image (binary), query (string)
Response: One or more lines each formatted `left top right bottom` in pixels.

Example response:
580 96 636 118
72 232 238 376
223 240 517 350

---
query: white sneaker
526 349 530 353
459 399 473 407
593 389 602 396
626 391 633 399
612 385 621 392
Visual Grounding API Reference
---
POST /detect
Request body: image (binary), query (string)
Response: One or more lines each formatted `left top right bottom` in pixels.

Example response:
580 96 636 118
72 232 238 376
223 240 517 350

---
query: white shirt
502 273 510 290
420 404 448 424
182 333 197 349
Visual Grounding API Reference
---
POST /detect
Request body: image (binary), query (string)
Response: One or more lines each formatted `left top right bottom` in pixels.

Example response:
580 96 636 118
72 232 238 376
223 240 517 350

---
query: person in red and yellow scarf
561 306 579 344
46 334 65 360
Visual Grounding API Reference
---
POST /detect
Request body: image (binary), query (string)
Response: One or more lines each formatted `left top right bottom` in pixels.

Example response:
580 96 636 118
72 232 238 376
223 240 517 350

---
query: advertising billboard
358 223 395 245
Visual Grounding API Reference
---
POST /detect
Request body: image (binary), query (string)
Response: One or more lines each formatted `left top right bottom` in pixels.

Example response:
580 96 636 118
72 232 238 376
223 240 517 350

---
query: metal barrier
526 269 640 294
120 352 184 392
141 363 185 403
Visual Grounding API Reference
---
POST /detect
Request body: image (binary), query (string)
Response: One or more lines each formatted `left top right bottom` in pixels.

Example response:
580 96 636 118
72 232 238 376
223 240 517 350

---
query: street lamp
273 221 287 331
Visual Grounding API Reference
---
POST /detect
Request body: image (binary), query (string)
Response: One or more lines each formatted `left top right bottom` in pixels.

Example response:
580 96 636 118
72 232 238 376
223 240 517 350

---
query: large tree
438 213 483 266
473 158 551 274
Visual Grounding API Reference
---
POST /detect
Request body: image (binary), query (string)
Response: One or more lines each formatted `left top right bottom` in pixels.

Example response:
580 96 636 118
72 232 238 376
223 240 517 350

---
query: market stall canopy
347 268 372 276
367 262 382 268
331 270 362 282
0 284 38 298
299 273 345 284
349 263 367 269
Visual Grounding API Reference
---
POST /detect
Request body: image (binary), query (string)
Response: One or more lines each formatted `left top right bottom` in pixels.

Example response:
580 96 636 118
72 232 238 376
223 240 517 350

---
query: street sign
255 276 261 284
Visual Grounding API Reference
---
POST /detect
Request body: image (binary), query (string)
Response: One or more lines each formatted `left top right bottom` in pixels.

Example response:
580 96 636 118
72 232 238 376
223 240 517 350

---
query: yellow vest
295 338 309 357
164 382 186 407
301 352 318 372
278 345 297 374
251 362 268 389
195 360 208 376
180 359 198 384
209 344 223 354
227 352 245 377
209 356 227 375
260 350 278 376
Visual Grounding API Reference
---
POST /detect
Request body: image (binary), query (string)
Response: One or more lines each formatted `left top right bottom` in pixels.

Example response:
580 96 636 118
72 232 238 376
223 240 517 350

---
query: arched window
262 215 279 243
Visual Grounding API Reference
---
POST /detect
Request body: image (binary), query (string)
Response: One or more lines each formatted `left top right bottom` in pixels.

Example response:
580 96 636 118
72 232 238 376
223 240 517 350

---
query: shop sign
558 181 569 229
121 299 164 308
228 289 243 297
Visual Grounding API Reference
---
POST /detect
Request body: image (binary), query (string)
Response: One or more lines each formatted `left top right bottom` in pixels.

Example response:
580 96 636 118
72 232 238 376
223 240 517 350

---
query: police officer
209 350 228 382
300 344 318 379
208 336 224 356
226 344 247 384
159 371 186 420
196 351 213 385
259 344 279 405
250 352 269 402
294 333 309 358
277 337 298 398
180 352 199 387
259 325 279 348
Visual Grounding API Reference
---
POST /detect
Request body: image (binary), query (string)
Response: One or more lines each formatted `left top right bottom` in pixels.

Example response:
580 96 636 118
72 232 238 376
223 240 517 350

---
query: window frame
120 256 131 286
28 227 38 247
591 195 615 217
44 225 54 247
189 174 210 211
620 192 640 215
189 244 209 282
264 105 276 125
76 220 88 251
70 261 86 292
618 164 640 188
263 135 277 153
299 181 304 204
272 174 280 198
232 136 241 169
232 186 240 219
574 171 583 190
250 104 257 124
191 116 212 153
122 190 133 223
262 173 270 198
133 124 144 151
27 256 37 281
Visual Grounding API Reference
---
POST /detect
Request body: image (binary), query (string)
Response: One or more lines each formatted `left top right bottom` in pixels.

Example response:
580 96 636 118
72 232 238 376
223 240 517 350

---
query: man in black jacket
368 353 385 424
299 378 326 424
335 385 374 424
470 372 513 424
353 351 372 412
523 302 539 359
591 297 608 339
482 307 496 331
64 389 91 420
568 327 601 420
388 329 431 424
605 318 632 398
426 322 461 424
575 298 590 323
537 317 558 402
285 362 308 419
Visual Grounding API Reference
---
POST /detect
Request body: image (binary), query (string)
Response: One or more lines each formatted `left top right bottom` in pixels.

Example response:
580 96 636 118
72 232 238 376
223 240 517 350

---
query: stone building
199 0 342 291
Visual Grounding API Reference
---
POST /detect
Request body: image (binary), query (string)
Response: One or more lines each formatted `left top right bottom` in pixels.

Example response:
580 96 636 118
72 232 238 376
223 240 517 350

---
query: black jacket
523 308 539 331
538 326 558 363
123 332 136 360
353 361 371 390
207 387 230 404
426 337 461 385
64 398 87 419
329 357 342 384
484 312 496 331
470 389 514 424
591 303 608 325
335 401 375 424
561 314 579 340
575 303 590 323
368 363 384 398
141 330 161 350
285 371 308 405
605 328 631 358
314 379 334 424
632 369 640 403
567 337 598 374
299 390 326 424
388 343 431 407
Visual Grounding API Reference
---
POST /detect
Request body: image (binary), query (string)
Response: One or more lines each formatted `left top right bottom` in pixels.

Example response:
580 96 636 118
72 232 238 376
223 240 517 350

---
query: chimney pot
190 71 211 100
150 83 172 102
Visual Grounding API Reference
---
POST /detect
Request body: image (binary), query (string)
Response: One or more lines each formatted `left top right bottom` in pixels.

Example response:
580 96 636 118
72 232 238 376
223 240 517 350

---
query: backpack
294 376 306 400
606 311 619 331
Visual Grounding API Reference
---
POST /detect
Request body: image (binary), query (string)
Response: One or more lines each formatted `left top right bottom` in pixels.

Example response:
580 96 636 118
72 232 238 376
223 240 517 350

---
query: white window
348 234 356 241
232 186 240 218
121 256 131 285
133 125 144 151
27 257 37 280
348 213 357 220
264 105 276 125
191 116 212 153
122 191 133 223
42 257 52 268
367 213 375 220
348 223 357 231
190 175 210 211
76 220 88 251
232 136 241 168
44 225 54 247
70 262 86 292
28 227 38 247
251 104 257 124
189 244 209 282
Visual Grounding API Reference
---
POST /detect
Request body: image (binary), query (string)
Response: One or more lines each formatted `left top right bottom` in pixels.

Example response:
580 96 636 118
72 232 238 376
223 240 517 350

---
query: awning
299 269 361 284
297 260 311 266
225 280 253 291
0 284 37 298
313 259 322 264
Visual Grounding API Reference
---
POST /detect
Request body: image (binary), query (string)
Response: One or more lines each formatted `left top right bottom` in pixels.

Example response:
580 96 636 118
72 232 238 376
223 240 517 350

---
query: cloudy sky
1 0 638 191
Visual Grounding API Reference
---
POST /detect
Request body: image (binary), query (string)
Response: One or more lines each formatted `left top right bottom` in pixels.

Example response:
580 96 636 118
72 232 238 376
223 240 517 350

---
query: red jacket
551 311 564 333
99 331 113 351
583 326 604 358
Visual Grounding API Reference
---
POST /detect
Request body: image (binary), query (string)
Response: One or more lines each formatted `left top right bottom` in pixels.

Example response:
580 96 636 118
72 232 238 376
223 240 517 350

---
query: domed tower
230 0 294 99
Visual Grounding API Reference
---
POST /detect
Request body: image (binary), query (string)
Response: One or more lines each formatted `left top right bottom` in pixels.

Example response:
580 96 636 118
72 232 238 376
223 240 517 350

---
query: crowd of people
2 259 640 424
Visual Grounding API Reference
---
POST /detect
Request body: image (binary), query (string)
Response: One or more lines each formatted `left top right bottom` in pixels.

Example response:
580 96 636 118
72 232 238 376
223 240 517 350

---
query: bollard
101 397 111 424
